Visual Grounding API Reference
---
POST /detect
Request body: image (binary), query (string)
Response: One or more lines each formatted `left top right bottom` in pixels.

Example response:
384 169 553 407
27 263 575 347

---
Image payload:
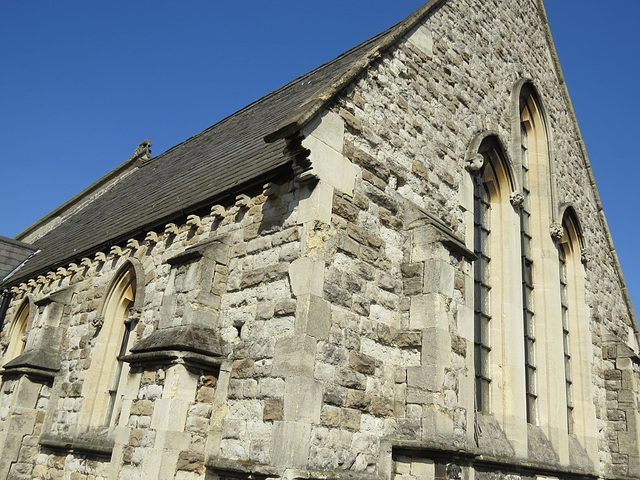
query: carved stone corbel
210 205 226 219
145 231 159 244
465 152 485 172
509 191 524 208
234 195 253 210
550 223 564 242
91 315 105 332
284 132 316 186
187 215 202 229
581 248 592 267
165 223 179 236
263 183 278 197
126 308 142 326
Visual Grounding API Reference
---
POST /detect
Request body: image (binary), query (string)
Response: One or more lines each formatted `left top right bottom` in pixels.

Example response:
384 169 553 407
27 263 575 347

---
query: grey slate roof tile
3 1 440 285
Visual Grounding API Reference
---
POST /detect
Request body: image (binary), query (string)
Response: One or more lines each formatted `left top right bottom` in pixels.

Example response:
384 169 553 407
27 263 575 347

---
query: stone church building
1 0 639 479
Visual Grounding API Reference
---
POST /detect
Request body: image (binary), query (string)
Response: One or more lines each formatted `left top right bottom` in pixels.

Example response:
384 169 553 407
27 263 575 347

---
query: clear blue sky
1 2 639 314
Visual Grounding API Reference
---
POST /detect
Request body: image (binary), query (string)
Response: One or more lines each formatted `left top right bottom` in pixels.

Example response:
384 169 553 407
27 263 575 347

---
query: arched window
1 300 30 367
557 210 584 434
471 136 518 414
519 85 551 425
79 264 139 428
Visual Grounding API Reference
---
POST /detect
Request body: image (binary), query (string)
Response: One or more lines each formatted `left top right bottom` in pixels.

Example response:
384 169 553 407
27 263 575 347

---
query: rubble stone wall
1 0 638 479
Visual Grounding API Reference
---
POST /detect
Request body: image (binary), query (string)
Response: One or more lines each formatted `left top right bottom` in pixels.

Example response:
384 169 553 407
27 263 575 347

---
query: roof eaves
264 0 447 144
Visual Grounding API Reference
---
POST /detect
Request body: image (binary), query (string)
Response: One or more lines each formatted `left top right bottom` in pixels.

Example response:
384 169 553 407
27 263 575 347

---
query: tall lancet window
520 118 537 424
558 241 573 433
557 210 583 434
474 170 492 412
470 138 514 414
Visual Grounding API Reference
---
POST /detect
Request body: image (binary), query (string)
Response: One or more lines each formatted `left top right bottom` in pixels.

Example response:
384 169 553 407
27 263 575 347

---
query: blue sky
1 1 639 315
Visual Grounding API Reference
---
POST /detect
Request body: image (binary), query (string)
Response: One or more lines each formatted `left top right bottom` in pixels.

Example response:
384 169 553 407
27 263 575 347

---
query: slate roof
0 236 37 282
3 1 441 286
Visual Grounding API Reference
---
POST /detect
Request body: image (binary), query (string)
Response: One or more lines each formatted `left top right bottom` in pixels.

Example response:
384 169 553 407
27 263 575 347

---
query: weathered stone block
288 257 325 297
349 351 376 375
272 335 316 378
263 398 284 421
271 421 311 467
296 295 331 340
284 376 322 422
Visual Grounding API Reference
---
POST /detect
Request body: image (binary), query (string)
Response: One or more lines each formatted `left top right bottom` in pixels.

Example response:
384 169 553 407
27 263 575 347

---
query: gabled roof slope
5 1 442 285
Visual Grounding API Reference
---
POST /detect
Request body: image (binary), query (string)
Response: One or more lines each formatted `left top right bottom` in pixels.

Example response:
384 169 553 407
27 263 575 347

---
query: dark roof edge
264 0 447 143
535 0 637 330
0 235 35 250
15 149 145 244
1 162 293 289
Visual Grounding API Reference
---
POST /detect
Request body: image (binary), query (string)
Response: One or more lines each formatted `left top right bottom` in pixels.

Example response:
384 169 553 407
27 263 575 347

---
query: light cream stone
406 23 433 56
284 376 322 423
289 257 325 297
271 421 311 467
302 110 345 154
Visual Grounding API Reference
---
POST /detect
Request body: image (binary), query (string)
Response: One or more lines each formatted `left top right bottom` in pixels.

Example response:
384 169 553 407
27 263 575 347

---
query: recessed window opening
2 301 29 367
520 91 543 425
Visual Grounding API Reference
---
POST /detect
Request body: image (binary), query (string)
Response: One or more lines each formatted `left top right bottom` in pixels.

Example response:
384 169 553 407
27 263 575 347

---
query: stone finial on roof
133 139 152 162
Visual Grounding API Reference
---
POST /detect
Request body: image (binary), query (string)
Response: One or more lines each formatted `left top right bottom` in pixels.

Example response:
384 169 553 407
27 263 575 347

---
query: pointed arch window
79 264 139 428
474 168 492 411
2 300 30 367
557 210 584 434
519 86 550 425
471 137 516 413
